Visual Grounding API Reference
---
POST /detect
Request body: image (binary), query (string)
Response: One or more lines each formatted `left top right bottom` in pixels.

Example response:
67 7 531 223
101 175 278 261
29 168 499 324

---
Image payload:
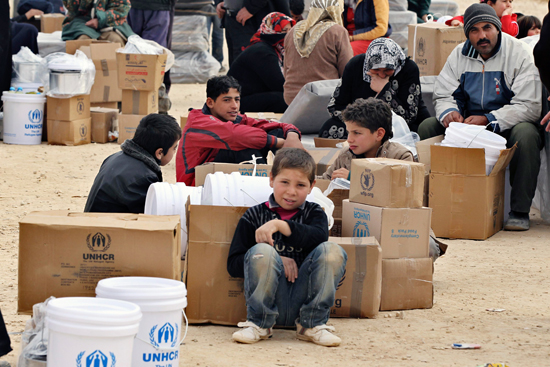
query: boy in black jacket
227 148 347 347
85 114 181 213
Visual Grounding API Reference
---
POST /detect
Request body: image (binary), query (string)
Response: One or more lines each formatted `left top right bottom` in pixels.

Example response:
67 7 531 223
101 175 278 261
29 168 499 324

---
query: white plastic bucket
46 297 142 367
96 277 188 367
1 92 45 145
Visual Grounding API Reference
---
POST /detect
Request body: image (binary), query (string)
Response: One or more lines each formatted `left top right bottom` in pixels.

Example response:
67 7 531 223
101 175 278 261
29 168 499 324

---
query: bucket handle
135 309 189 351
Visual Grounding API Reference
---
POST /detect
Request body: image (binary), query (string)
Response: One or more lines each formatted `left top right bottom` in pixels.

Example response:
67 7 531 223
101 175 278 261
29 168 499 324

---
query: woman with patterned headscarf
318 38 430 139
228 12 296 113
283 0 353 105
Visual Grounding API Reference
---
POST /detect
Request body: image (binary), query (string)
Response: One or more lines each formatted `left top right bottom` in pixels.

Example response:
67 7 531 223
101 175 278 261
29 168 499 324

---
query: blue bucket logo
76 350 116 367
353 221 370 237
28 109 41 124
149 322 179 348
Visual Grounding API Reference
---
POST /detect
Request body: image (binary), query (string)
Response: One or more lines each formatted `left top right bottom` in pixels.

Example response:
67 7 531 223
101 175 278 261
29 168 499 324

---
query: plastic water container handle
135 309 189 352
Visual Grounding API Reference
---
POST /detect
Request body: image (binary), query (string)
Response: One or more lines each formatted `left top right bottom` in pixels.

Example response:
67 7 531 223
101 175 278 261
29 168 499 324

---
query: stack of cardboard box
342 158 434 311
46 94 91 146
116 50 168 144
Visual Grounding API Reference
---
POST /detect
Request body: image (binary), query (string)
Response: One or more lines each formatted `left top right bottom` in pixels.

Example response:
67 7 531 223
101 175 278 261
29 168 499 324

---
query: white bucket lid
96 277 187 311
1 92 46 103
46 297 142 337
48 62 84 71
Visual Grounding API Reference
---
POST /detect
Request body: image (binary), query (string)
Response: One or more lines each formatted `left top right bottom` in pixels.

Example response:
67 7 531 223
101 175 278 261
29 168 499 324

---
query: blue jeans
206 14 224 64
244 242 347 329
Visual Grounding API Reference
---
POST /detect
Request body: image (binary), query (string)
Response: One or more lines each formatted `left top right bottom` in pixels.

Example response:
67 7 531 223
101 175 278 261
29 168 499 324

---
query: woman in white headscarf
283 0 353 105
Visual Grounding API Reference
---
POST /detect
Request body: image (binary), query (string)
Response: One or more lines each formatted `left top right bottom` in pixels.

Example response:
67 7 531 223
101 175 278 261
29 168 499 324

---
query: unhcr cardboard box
380 258 433 311
314 138 346 148
349 158 425 208
121 90 158 115
407 23 466 77
118 114 145 144
342 200 431 259
329 237 381 318
40 14 65 33
416 135 444 206
90 107 118 143
78 42 123 103
116 50 168 91
429 145 516 240
194 163 272 187
18 211 181 314
47 117 91 146
306 148 340 176
47 95 90 122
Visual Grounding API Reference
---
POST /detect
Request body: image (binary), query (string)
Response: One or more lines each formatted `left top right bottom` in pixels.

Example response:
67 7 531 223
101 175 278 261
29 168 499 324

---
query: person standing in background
207 0 225 72
1 0 13 111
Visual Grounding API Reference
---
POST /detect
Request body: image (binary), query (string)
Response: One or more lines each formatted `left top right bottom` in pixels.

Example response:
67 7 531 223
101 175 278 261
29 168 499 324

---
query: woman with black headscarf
227 12 295 113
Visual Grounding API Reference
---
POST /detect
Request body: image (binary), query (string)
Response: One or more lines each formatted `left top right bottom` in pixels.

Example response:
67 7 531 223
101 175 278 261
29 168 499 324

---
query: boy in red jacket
176 75 303 185
447 0 518 37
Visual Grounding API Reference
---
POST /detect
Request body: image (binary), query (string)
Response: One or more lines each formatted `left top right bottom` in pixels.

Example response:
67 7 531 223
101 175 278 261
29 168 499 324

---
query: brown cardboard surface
121 90 158 115
349 158 425 208
306 148 340 176
314 138 346 148
91 102 118 110
90 108 119 143
342 200 431 259
380 258 433 311
40 14 64 33
245 113 284 120
315 179 349 219
66 39 111 55
194 163 272 187
47 95 90 122
47 117 91 146
79 43 123 103
408 23 466 76
116 51 167 91
329 237 381 318
330 219 342 237
429 145 516 240
18 211 181 314
118 114 145 144
416 135 444 173
181 116 188 130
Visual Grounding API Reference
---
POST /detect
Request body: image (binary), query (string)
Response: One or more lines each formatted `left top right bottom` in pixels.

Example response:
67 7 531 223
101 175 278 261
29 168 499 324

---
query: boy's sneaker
232 321 272 344
296 322 341 347
504 212 530 231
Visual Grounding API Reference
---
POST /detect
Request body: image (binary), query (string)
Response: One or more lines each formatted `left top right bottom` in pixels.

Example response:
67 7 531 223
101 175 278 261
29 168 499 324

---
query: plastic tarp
45 50 95 98
12 46 49 86
389 10 417 50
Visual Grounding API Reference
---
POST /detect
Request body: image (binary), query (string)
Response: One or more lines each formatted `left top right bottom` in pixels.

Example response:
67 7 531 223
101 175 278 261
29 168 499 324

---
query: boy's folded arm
283 207 329 252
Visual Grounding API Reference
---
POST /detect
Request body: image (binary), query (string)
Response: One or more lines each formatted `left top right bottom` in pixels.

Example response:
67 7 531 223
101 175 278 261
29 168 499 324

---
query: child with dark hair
517 15 541 38
176 75 303 185
85 114 182 213
289 0 304 22
322 97 413 180
228 148 347 347
446 0 518 37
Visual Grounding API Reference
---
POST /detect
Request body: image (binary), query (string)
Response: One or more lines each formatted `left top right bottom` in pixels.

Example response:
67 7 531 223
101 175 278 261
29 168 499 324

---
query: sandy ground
2 0 550 366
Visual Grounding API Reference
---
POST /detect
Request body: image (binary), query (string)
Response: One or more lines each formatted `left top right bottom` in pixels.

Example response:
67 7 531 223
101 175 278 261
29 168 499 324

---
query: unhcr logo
76 350 116 367
86 232 111 252
353 221 370 237
144 323 180 363
28 109 41 123
77 100 84 114
80 124 88 138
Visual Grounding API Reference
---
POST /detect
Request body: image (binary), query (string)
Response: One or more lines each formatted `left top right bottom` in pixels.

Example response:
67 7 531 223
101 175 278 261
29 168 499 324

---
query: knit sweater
283 24 353 105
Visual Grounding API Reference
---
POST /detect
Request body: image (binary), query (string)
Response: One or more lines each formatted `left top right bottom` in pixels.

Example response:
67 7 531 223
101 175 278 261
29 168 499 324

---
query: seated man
176 75 303 186
418 3 542 231
61 0 134 44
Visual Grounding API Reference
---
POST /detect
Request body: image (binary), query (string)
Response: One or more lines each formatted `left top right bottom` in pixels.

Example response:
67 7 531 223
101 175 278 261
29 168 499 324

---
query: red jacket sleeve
500 14 519 37
239 115 301 139
445 15 464 26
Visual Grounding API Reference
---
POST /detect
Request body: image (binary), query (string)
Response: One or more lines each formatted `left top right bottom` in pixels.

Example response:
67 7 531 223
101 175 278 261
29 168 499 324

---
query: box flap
314 137 346 148
416 135 444 172
194 163 272 187
489 144 516 177
430 145 486 175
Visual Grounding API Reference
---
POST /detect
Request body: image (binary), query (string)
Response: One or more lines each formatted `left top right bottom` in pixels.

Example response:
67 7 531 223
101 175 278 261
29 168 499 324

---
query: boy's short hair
206 76 242 101
133 114 182 158
342 97 393 142
272 148 316 184
290 0 305 16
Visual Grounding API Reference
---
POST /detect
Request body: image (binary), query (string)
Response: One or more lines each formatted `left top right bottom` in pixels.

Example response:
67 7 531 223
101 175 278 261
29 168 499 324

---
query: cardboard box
194 162 272 187
18 211 181 314
121 90 158 115
314 138 346 148
116 51 168 91
40 14 65 33
408 23 466 76
416 135 444 207
91 102 119 110
380 258 433 311
342 200 431 259
47 117 91 146
90 107 119 143
118 114 145 144
315 179 349 219
330 219 342 237
349 158 425 208
429 145 516 240
307 148 340 176
47 95 90 122
79 42 123 103
329 237 382 318
181 116 188 130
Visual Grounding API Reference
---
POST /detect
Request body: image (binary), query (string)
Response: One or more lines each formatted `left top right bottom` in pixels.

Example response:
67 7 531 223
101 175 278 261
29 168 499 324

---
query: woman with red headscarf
227 12 296 113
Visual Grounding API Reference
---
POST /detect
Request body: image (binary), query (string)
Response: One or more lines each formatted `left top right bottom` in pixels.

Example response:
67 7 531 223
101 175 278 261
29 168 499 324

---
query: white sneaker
232 321 273 344
296 322 341 347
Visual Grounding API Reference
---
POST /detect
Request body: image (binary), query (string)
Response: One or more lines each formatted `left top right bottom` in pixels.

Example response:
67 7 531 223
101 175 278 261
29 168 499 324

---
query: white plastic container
48 62 87 96
96 277 188 367
1 92 46 145
46 297 142 367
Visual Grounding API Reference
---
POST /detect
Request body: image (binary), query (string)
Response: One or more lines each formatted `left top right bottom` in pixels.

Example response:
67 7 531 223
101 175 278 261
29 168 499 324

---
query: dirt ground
1 1 550 366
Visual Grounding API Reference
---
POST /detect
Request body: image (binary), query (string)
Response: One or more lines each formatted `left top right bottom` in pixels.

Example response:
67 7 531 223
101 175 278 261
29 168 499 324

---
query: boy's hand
442 111 464 127
367 71 390 93
280 256 298 283
282 132 304 150
502 7 512 16
216 2 226 19
255 220 280 246
85 18 99 29
331 168 349 180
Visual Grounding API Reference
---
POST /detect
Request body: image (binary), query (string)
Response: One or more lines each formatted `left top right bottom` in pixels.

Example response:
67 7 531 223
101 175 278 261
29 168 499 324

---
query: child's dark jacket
227 195 329 278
